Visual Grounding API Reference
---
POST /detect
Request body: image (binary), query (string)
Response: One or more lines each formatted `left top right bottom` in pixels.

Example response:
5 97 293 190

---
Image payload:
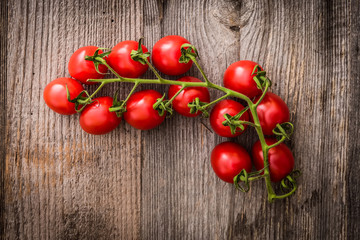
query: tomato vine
45 37 301 203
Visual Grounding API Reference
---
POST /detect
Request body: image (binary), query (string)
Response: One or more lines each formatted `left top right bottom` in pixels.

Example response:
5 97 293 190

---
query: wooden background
1 0 359 239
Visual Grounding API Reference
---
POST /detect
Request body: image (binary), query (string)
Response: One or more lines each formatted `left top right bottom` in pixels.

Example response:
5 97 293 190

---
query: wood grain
0 0 7 238
1 0 359 239
4 0 143 239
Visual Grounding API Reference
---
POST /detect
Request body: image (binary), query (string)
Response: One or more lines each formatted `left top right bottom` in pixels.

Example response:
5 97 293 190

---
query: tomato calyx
221 106 251 135
187 97 210 117
273 122 294 140
233 169 251 192
129 38 151 65
264 170 302 202
84 48 112 75
152 94 173 117
280 170 301 193
66 85 92 112
179 43 199 64
107 90 127 117
233 166 268 193
252 65 272 91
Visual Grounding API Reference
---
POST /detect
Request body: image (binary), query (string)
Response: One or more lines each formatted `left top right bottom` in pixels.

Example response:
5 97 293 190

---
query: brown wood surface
1 0 359 239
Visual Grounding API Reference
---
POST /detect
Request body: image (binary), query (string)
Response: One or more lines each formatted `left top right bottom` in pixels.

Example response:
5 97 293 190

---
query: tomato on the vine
68 46 108 84
43 77 84 115
152 35 193 76
223 60 263 99
79 96 121 135
252 138 294 182
254 92 290 135
210 99 249 137
124 90 166 130
107 40 149 78
168 76 210 117
211 141 252 183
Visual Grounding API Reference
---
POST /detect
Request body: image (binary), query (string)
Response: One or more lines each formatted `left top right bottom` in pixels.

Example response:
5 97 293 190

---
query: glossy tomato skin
107 40 149 78
68 46 108 84
211 142 252 183
210 100 249 137
254 92 290 135
168 77 210 117
124 90 166 130
79 97 121 135
252 138 294 182
152 35 193 76
223 60 263 99
43 77 84 115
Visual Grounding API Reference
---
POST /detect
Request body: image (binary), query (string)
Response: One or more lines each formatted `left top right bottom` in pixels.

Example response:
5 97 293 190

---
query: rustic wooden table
1 0 359 239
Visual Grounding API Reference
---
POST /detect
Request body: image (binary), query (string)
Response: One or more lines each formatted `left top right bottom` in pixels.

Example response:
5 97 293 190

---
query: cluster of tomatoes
44 35 295 186
210 61 294 184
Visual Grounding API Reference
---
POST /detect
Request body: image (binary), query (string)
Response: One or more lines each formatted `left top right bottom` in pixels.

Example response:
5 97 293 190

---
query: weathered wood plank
140 0 360 239
140 0 246 239
346 0 360 239
0 0 8 238
229 0 353 239
4 0 143 239
1 0 359 239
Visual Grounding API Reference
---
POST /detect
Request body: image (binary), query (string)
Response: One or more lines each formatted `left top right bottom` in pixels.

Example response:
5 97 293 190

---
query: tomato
254 92 290 135
79 96 121 135
107 40 149 78
210 100 249 137
252 138 294 182
68 46 108 84
123 90 166 130
152 35 193 75
43 77 84 115
168 77 210 117
223 60 263 99
211 141 252 183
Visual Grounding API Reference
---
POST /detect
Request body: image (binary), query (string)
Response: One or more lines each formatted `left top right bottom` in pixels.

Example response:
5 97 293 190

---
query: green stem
254 80 270 107
88 78 252 104
109 82 139 112
231 120 259 128
190 56 210 84
145 59 163 81
248 175 266 181
78 82 106 104
202 93 230 108
271 185 298 200
249 104 276 202
94 56 123 80
165 86 185 107
267 136 286 149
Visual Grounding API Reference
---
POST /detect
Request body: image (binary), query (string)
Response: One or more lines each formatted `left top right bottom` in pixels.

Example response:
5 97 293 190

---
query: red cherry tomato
210 100 249 137
68 46 108 85
107 40 149 78
124 90 166 130
252 138 294 182
168 76 210 117
43 77 84 115
79 97 121 135
254 92 290 135
223 60 263 99
152 35 193 76
211 141 252 183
